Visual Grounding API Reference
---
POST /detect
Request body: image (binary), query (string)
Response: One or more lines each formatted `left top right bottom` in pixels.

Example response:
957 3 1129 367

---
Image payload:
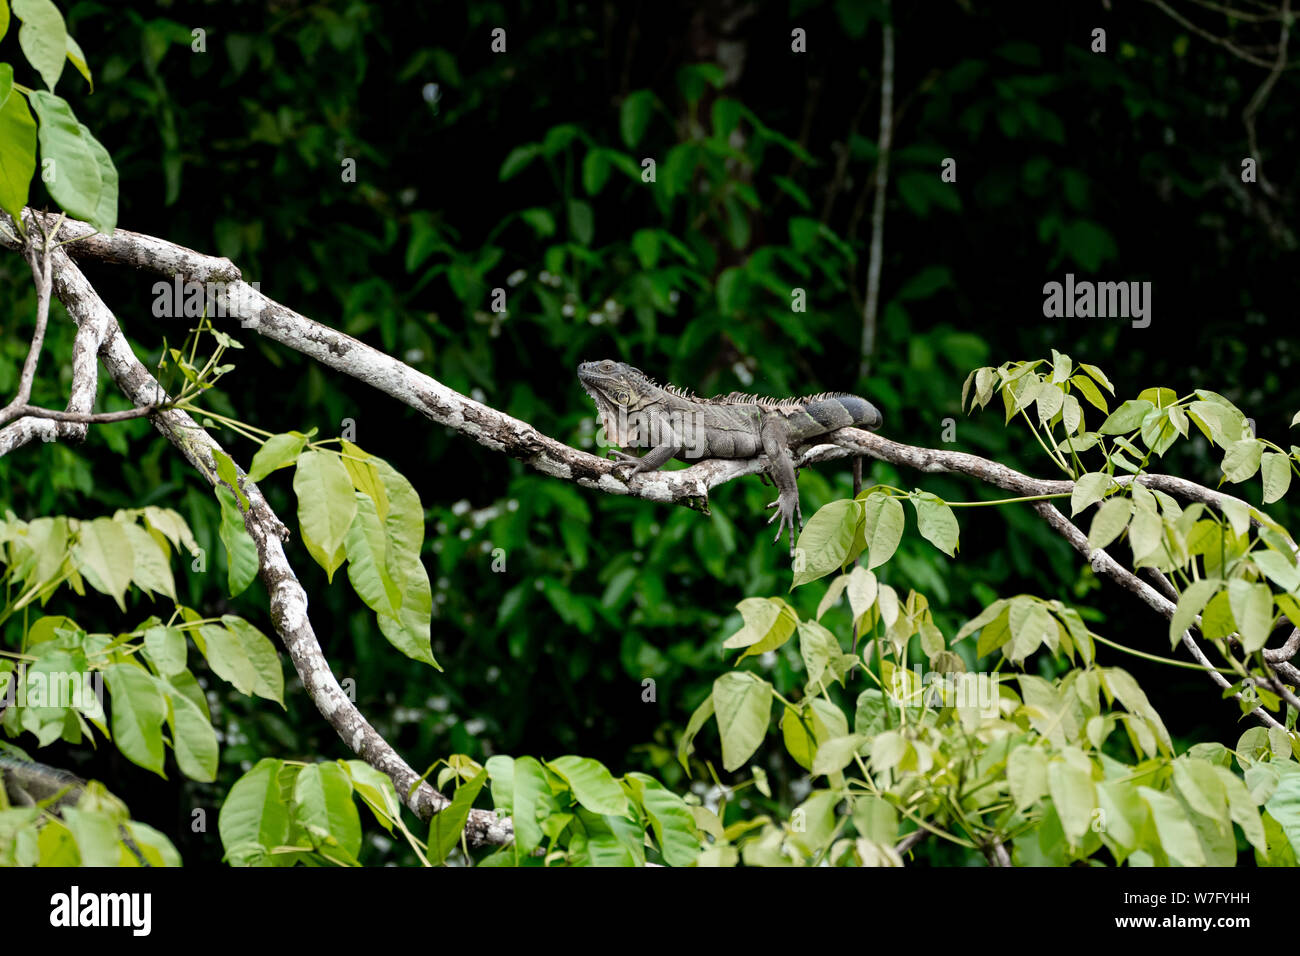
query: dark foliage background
1 0 1295 864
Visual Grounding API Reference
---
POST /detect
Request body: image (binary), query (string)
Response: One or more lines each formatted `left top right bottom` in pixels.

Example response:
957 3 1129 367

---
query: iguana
578 360 883 553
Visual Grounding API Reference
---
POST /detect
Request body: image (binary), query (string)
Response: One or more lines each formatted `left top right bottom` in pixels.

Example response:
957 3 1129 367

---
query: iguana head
577 360 658 444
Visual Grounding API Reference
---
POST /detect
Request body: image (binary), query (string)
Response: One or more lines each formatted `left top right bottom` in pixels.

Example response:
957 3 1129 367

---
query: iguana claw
606 450 638 481
765 492 803 556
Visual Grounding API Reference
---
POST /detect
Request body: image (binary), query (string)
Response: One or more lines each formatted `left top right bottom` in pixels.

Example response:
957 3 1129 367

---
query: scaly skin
577 360 883 554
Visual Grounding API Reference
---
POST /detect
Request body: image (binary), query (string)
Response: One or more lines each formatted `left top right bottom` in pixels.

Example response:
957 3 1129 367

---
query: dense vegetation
1 0 1298 866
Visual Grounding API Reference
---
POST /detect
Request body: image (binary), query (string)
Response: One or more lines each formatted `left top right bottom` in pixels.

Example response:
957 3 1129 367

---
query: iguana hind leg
760 419 802 556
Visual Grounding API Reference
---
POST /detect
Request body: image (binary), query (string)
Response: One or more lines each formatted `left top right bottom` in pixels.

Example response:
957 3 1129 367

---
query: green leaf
1098 399 1154 435
910 491 959 556
218 759 290 859
1070 374 1109 414
1263 767 1300 859
1086 497 1132 551
216 485 259 598
0 63 11 111
75 121 114 233
143 626 187 678
518 206 555 237
64 32 90 89
340 759 401 834
211 448 248 510
812 733 866 776
1170 579 1218 647
197 617 284 705
722 597 797 661
498 143 540 180
582 148 610 195
165 677 217 782
1139 785 1205 866
121 521 176 601
293 450 356 583
1227 580 1273 653
546 755 627 816
248 432 308 482
1261 452 1292 503
344 492 402 619
105 663 166 776
371 458 437 668
620 90 654 147
1071 472 1116 516
428 768 489 863
1222 439 1264 483
0 1 9 43
74 517 133 612
677 693 715 772
1214 765 1268 858
507 757 549 855
798 618 839 687
792 499 859 586
1008 746 1048 811
61 807 118 865
13 0 66 90
295 762 362 861
860 492 905 571
1078 363 1114 393
631 228 659 269
712 672 772 772
626 772 700 866
222 615 283 704
816 573 849 619
28 90 105 227
567 198 594 245
0 81 36 223
1047 750 1096 845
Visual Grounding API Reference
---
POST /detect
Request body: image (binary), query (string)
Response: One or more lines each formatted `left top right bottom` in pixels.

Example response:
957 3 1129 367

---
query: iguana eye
602 360 615 370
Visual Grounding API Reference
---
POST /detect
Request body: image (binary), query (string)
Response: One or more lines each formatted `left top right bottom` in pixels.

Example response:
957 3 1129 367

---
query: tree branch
15 208 1297 739
858 4 893 381
19 236 512 848
1032 502 1286 731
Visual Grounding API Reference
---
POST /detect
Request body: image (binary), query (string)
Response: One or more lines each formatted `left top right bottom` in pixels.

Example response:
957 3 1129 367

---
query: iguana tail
0 753 85 809
787 394 883 441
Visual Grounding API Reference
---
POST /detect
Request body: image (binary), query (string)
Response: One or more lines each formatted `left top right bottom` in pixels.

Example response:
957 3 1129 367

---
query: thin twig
858 5 893 381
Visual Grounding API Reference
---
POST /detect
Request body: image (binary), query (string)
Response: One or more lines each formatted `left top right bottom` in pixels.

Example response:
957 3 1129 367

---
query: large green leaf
713 672 772 771
216 485 259 597
293 449 355 582
196 617 283 704
429 769 488 864
344 492 402 620
910 491 959 557
792 499 859 585
105 663 166 776
73 516 133 611
294 762 362 861
28 90 102 225
165 676 217 782
0 79 35 224
247 431 308 482
13 0 65 91
371 458 436 667
218 759 290 862
626 772 701 866
546 755 627 817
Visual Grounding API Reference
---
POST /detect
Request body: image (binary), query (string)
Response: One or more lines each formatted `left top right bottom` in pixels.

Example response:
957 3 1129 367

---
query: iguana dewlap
578 360 883 554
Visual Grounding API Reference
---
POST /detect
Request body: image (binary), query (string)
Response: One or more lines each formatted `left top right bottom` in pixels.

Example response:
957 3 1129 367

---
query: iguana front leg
760 418 802 556
607 442 681 480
